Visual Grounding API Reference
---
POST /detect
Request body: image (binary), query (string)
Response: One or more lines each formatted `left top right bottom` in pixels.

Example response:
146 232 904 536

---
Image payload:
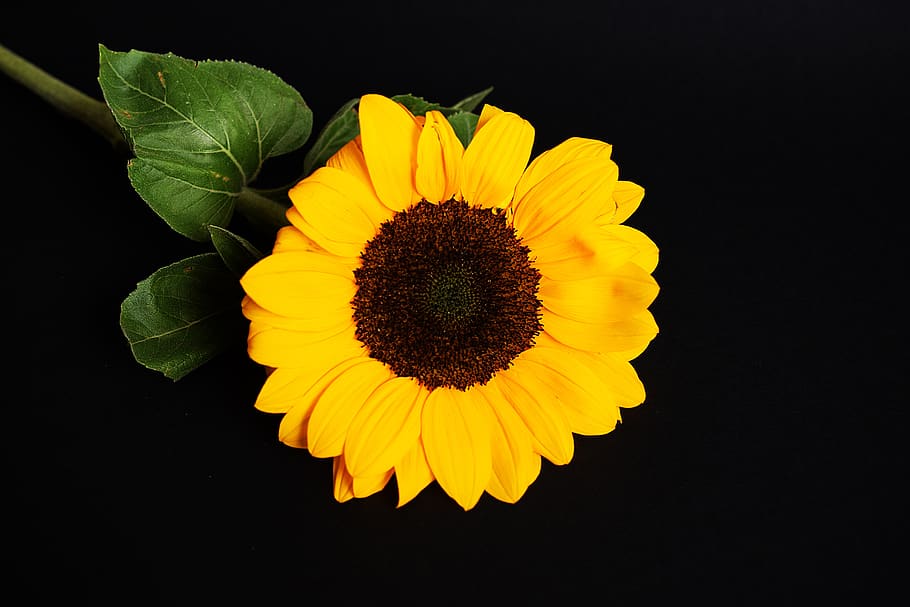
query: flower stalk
0 43 128 153
235 186 292 235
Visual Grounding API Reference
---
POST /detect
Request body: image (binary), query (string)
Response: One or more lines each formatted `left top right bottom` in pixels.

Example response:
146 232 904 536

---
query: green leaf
446 111 480 148
302 97 360 176
393 88 494 118
451 86 494 113
98 45 313 242
119 253 247 380
208 225 264 277
391 94 444 116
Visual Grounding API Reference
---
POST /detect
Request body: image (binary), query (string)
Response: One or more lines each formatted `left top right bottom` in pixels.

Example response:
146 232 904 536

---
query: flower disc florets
352 199 542 390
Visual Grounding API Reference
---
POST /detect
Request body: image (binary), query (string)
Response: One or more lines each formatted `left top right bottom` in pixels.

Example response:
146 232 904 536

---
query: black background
2 1 905 603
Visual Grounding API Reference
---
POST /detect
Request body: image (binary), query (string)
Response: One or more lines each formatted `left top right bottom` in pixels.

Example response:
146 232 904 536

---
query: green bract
207 225 264 278
98 44 313 242
446 111 482 148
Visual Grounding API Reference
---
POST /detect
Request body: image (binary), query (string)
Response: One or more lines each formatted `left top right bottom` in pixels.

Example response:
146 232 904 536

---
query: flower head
239 94 659 509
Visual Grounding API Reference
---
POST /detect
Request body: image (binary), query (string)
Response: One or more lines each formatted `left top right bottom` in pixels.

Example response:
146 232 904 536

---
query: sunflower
239 94 659 510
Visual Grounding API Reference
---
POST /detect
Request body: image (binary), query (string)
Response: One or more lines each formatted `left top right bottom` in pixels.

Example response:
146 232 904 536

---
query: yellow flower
239 94 659 510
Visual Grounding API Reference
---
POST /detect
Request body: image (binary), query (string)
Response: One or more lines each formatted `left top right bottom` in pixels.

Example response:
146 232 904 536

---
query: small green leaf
391 94 444 116
120 253 247 380
98 45 313 242
446 111 480 148
208 225 264 277
451 86 494 113
393 88 494 117
302 98 360 176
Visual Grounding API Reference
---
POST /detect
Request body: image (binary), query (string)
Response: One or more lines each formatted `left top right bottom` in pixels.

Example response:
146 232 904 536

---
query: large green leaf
98 45 312 242
119 253 247 380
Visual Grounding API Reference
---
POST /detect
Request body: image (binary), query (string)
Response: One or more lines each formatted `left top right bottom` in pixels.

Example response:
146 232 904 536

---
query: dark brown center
352 199 542 390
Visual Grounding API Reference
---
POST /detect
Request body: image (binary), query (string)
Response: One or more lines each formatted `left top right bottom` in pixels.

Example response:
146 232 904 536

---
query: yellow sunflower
239 94 659 510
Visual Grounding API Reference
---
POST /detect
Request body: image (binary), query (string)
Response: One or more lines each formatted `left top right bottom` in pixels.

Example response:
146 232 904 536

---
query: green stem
235 187 291 235
0 43 128 153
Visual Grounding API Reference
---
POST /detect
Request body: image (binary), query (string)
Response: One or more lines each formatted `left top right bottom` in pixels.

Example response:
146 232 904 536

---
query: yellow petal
277 356 366 448
246 322 364 369
287 166 392 258
240 251 356 319
600 224 659 273
529 226 641 281
489 373 574 465
269 222 360 267
255 361 360 414
326 136 374 191
541 309 659 354
395 438 435 508
242 298 352 335
474 382 542 503
461 110 534 208
416 110 465 203
333 455 355 502
575 350 647 407
255 366 300 413
512 156 619 245
352 469 394 498
306 358 393 458
539 262 659 323
609 311 657 360
277 405 311 450
474 103 503 132
344 377 428 478
603 180 645 225
513 137 613 203
271 225 321 254
422 387 493 510
515 347 623 435
359 94 422 211
285 207 364 261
